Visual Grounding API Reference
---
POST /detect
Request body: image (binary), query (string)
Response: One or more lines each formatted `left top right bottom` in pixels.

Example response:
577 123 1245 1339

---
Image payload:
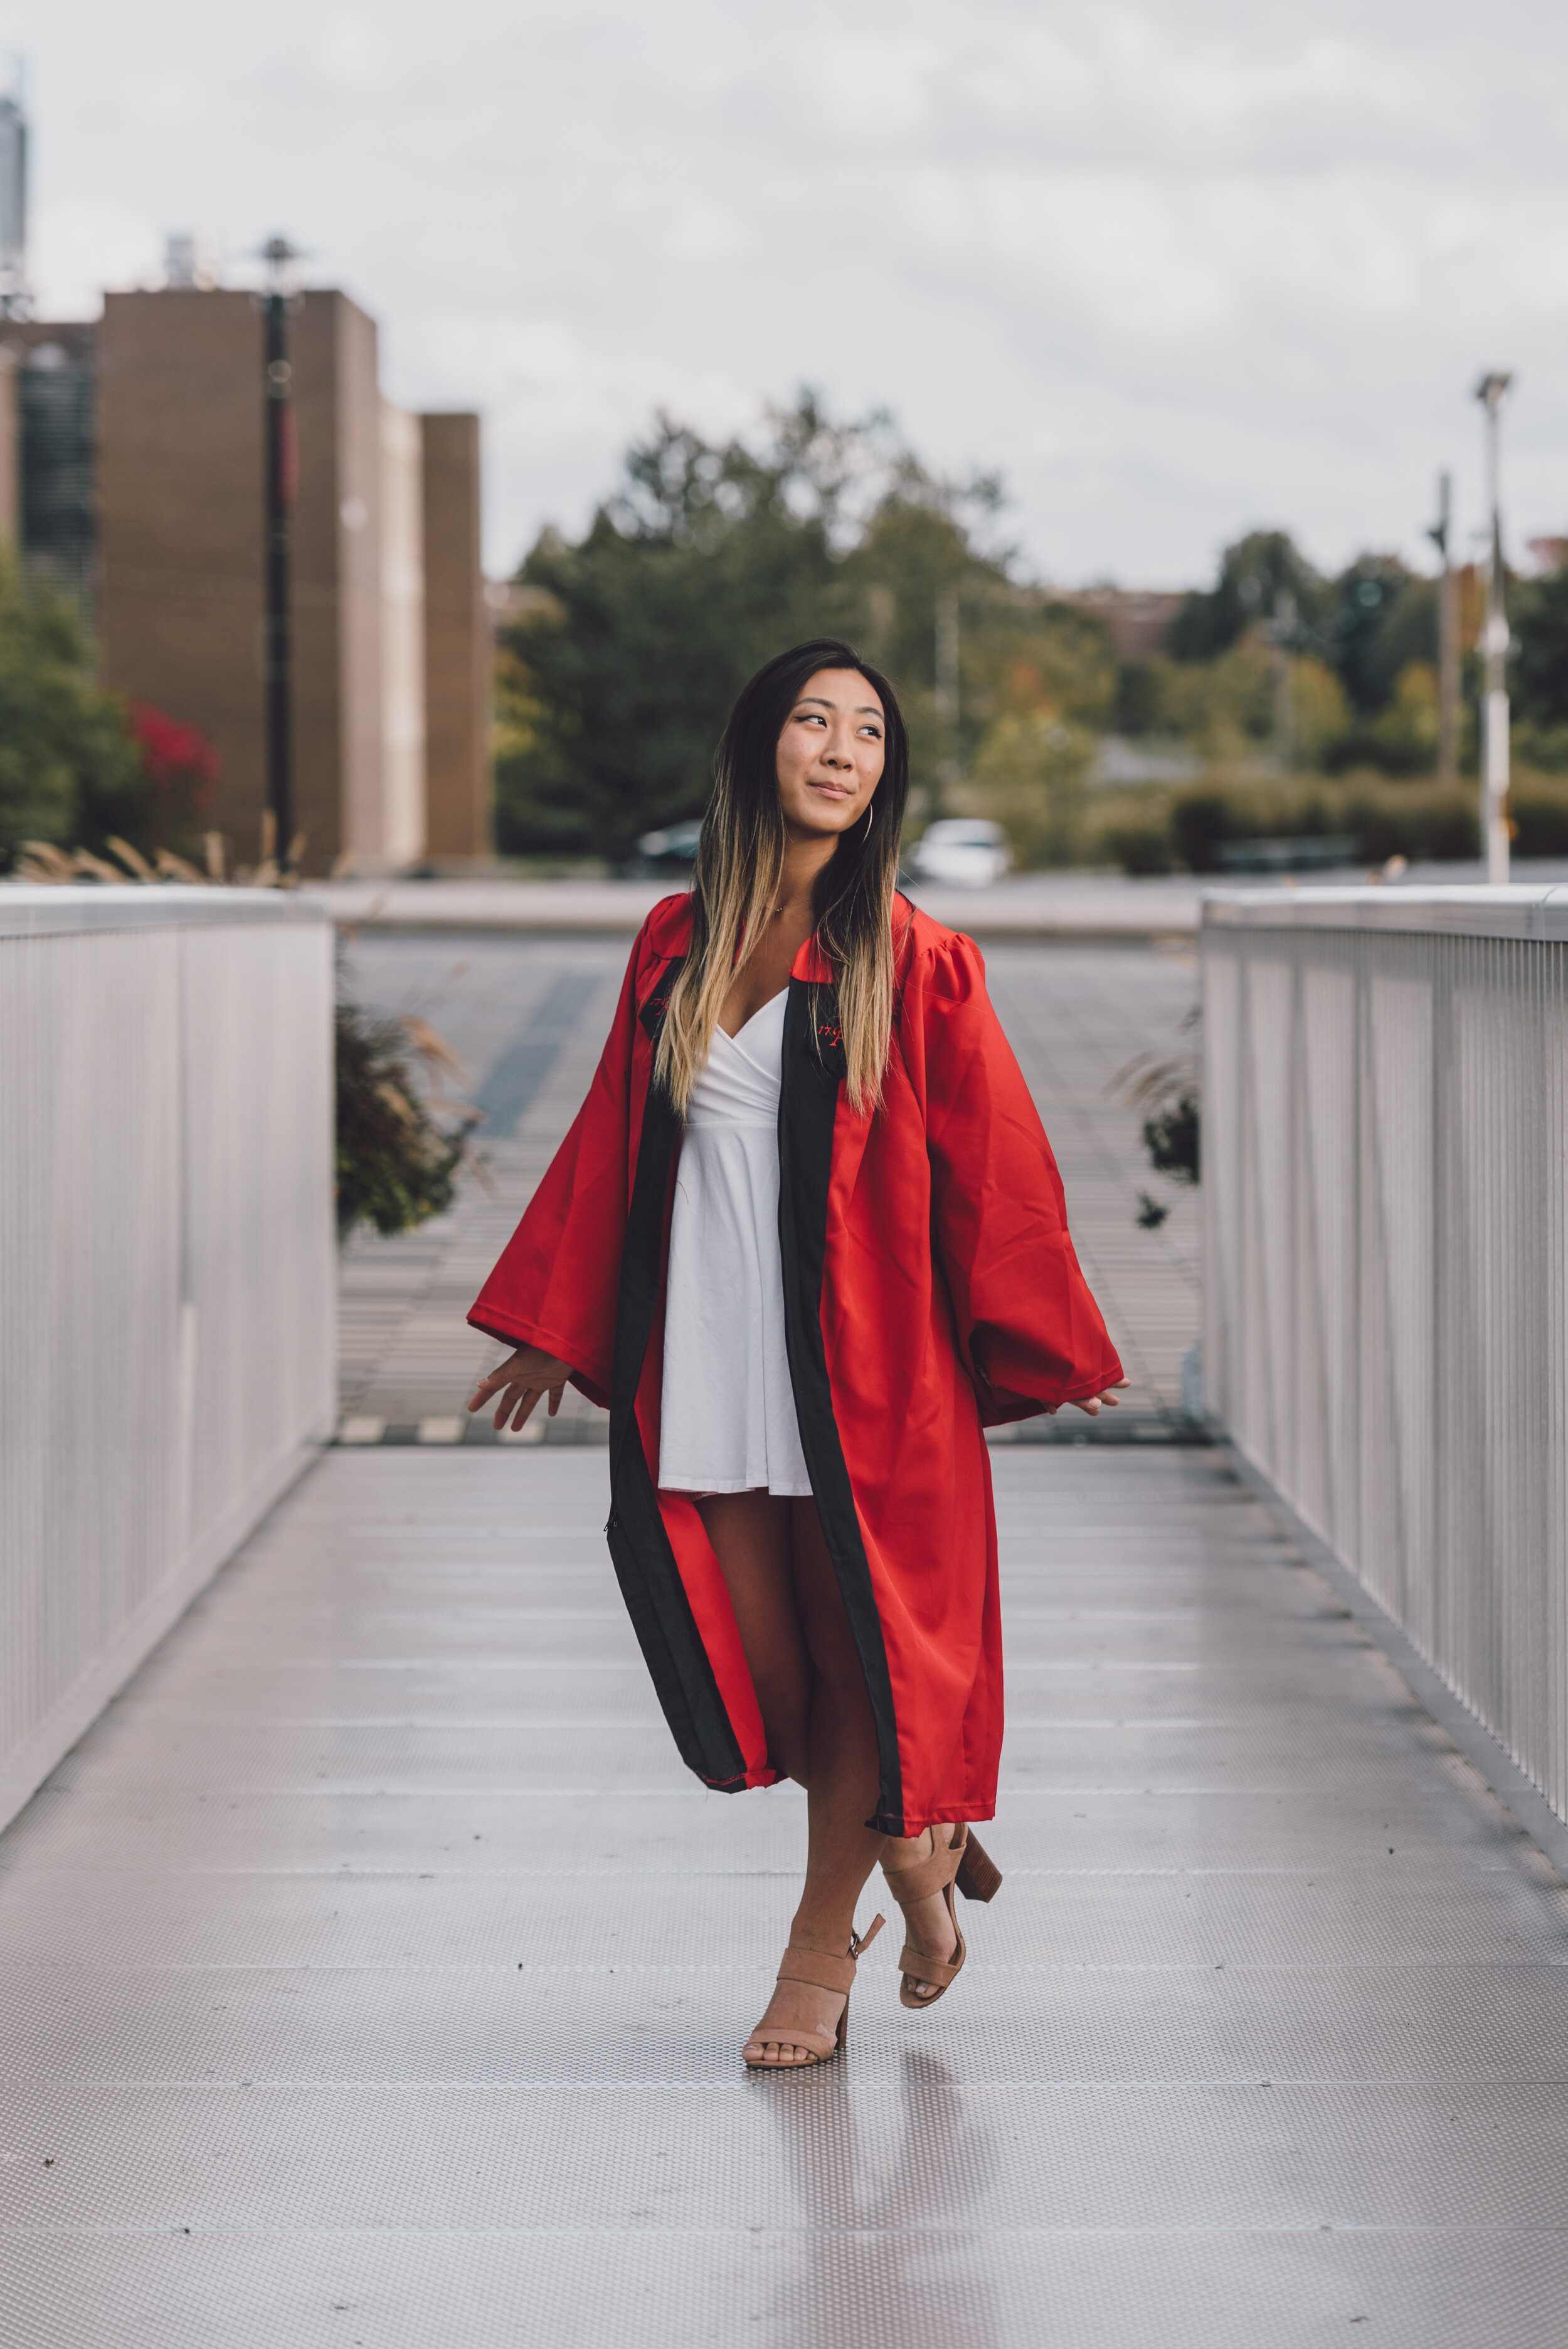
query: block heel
955 1830 1002 1904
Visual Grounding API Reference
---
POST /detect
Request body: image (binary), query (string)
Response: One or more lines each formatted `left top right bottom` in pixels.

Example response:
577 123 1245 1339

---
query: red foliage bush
128 703 221 813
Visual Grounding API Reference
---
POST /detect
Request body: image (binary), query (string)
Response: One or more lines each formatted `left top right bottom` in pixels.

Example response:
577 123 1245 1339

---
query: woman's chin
785 804 859 842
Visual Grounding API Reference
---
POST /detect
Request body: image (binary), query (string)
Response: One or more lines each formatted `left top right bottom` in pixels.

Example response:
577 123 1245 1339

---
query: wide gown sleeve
917 931 1124 1424
465 928 645 1411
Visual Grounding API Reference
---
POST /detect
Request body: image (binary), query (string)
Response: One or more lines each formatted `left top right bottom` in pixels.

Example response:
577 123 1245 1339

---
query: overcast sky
15 0 1568 587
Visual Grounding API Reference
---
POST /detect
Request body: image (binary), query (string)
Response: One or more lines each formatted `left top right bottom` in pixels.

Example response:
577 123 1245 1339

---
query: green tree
1325 554 1434 719
1167 529 1326 663
0 549 146 867
963 709 1096 867
495 395 1014 861
1510 560 1568 772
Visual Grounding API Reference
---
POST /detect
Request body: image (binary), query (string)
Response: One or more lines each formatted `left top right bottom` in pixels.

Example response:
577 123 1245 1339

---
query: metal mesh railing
0 888 336 1829
1204 887 1568 1825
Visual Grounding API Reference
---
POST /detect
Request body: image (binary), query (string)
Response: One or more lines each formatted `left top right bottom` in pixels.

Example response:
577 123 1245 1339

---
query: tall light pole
260 235 302 872
934 585 960 816
1475 371 1513 885
1270 587 1297 772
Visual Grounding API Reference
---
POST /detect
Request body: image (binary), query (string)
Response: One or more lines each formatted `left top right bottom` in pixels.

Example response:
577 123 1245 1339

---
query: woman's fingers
501 1382 548 1433
1069 1382 1129 1417
469 1348 573 1427
470 1377 541 1431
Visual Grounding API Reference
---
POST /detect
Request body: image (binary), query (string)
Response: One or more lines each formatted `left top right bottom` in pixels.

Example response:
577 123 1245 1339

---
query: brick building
1058 586 1186 662
3 285 491 874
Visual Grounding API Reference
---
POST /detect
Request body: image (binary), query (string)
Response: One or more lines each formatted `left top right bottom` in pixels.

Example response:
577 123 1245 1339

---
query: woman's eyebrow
795 696 883 717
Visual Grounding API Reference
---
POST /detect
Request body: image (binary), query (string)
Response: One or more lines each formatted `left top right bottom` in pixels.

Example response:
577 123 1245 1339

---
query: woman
467 639 1125 2069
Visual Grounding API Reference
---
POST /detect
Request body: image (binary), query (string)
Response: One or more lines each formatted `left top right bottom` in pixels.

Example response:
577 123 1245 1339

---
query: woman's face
775 667 886 840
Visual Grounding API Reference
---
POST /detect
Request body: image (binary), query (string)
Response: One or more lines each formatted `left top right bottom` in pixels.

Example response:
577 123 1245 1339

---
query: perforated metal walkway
3 1445 1565 2346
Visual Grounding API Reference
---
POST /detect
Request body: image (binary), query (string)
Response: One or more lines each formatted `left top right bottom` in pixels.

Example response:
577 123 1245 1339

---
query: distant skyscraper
0 60 27 315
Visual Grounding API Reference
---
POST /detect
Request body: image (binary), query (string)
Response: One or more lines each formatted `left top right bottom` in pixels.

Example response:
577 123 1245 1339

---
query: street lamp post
934 585 960 817
260 236 302 873
1474 371 1514 886
1269 587 1297 772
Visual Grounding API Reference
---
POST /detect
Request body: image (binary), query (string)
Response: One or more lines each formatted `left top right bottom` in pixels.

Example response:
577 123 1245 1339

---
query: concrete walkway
3 1445 1565 2346
305 871 1206 942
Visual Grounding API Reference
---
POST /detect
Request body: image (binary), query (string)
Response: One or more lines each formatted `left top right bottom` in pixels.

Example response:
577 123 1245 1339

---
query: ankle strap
850 1913 885 1960
882 1825 967 1903
777 1946 857 1996
776 1912 886 1997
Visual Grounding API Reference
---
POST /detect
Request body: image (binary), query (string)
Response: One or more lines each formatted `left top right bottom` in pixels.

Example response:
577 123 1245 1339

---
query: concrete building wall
98 291 267 853
70 290 485 876
378 399 426 870
99 287 399 876
1060 586 1185 662
317 294 383 874
420 412 490 861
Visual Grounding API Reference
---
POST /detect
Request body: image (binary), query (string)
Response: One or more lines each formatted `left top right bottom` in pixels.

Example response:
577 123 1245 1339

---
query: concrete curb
304 880 1203 946
335 1415 1212 1451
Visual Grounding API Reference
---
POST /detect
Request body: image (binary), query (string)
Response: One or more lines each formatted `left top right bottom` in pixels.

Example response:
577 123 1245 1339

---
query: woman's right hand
467 1344 575 1433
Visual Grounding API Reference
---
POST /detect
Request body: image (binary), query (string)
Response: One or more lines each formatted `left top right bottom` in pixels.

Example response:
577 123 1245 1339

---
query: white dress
657 989 813 1497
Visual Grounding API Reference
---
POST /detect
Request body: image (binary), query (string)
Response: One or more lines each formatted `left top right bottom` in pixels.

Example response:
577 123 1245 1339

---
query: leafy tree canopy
1167 530 1328 664
1167 529 1439 720
1512 560 1568 732
495 393 1052 861
1324 554 1434 717
0 549 147 867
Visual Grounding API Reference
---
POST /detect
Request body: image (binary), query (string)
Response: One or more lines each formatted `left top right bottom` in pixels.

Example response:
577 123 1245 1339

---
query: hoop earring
861 802 875 841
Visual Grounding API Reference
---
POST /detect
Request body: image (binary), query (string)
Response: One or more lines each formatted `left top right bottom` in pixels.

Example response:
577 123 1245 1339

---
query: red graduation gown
469 893 1121 1837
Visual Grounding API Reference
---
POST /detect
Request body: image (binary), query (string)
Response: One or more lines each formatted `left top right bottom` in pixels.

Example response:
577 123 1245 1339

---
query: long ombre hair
655 639 910 1118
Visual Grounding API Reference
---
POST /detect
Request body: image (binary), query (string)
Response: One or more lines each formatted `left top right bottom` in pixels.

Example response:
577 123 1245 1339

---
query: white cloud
33 198 161 312
13 0 1568 582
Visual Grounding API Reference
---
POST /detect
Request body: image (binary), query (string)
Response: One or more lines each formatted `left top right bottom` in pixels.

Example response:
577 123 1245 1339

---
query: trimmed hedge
1103 770 1568 874
1166 777 1482 873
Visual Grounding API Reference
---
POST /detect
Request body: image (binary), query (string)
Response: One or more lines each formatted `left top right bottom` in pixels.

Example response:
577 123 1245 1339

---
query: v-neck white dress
657 989 813 1497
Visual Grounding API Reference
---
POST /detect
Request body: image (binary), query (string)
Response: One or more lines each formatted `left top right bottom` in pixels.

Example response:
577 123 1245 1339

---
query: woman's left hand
467 1344 574 1433
1070 1378 1131 1417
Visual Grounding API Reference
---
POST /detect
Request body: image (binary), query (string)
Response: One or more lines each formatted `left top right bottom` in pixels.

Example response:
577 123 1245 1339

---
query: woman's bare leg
737 1498 890 2064
699 1491 955 2064
694 1492 810 1783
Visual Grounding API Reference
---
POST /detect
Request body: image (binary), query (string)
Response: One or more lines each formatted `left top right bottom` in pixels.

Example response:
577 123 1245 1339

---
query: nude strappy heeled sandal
882 1823 1003 2010
742 1913 886 2070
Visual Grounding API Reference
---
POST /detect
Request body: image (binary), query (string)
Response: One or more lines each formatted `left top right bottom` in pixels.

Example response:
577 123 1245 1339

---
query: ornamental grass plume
332 984 486 1243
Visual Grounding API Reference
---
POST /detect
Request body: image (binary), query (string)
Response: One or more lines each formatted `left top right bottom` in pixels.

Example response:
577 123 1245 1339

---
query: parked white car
904 818 1012 888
